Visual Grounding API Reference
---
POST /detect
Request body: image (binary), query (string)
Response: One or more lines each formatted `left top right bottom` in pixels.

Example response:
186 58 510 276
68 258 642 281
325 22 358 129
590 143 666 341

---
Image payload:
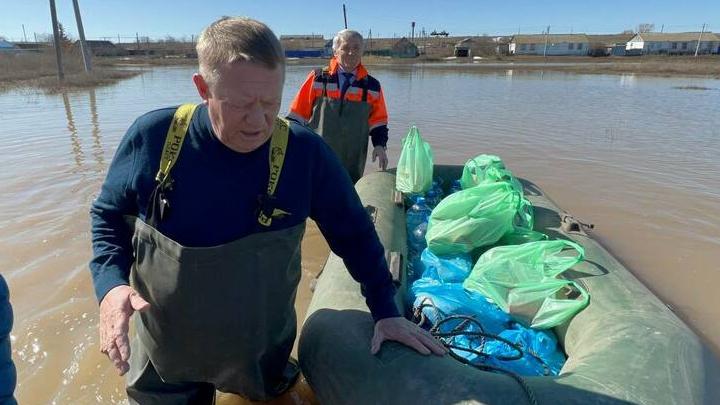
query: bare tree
57 22 74 49
637 23 655 33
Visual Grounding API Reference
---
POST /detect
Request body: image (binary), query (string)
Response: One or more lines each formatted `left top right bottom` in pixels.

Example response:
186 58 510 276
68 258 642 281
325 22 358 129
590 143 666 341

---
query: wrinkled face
334 36 362 71
193 61 283 153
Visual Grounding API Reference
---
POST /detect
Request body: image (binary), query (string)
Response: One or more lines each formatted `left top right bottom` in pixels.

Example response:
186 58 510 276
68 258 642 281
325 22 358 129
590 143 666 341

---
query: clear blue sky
1 0 717 42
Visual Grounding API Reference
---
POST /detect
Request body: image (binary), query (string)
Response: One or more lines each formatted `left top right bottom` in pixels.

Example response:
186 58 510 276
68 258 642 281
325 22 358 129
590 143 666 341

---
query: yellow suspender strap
258 117 290 226
155 104 198 183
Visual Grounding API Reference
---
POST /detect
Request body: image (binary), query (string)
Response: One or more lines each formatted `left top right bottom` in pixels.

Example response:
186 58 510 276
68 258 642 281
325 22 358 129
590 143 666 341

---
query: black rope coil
413 297 545 405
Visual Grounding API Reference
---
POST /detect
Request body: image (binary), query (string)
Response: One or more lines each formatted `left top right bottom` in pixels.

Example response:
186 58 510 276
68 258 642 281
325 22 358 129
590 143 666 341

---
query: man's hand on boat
98 285 151 375
371 316 448 356
372 145 389 171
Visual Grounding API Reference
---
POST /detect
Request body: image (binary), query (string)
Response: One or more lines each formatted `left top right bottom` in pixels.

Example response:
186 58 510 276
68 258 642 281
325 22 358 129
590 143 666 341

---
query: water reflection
62 92 84 168
88 89 105 170
619 73 636 87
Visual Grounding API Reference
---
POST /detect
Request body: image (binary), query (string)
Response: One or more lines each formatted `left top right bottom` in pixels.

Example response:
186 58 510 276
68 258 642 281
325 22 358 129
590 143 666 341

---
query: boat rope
414 299 542 405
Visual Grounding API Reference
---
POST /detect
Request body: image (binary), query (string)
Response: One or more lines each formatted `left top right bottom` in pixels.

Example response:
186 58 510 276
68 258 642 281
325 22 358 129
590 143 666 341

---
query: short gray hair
196 16 285 85
332 29 364 52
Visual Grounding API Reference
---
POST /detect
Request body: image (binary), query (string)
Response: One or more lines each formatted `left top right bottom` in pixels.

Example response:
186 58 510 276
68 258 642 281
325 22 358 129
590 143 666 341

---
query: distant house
454 38 473 57
492 36 511 55
12 42 48 52
0 39 17 53
285 49 324 58
626 32 720 55
280 34 327 59
587 34 635 56
391 37 418 58
280 34 324 41
80 40 127 56
509 34 590 56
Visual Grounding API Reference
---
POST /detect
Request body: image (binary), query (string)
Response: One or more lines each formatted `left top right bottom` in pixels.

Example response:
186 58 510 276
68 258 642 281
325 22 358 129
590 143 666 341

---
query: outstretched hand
371 316 447 356
99 285 150 375
372 146 388 171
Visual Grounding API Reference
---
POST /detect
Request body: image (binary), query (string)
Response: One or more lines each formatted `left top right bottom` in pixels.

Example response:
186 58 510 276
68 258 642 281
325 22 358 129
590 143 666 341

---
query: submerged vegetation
0 50 141 93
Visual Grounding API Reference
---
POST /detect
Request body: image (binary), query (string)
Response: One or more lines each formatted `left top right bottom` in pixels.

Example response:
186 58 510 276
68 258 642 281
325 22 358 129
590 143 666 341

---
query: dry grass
0 50 141 93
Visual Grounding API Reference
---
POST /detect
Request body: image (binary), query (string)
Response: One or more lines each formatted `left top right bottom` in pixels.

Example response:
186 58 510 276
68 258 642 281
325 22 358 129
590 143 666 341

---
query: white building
626 32 720 55
509 34 590 56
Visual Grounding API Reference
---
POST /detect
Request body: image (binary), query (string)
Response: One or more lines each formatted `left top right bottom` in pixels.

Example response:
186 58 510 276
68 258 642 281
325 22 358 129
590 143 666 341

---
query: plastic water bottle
405 192 423 207
406 197 432 269
425 189 439 209
431 180 444 198
407 223 428 281
406 197 431 234
450 179 463 194
410 222 428 253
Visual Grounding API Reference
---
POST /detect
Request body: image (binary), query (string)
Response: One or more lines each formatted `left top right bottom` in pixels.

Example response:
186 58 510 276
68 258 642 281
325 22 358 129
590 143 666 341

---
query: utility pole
694 23 706 57
660 24 664 33
343 4 348 29
136 32 140 50
22 24 28 42
369 29 372 51
72 0 92 72
411 21 415 41
48 0 64 81
543 25 550 58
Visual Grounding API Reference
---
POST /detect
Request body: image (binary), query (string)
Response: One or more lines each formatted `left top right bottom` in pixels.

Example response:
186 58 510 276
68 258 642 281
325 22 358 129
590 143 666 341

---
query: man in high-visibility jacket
288 29 389 183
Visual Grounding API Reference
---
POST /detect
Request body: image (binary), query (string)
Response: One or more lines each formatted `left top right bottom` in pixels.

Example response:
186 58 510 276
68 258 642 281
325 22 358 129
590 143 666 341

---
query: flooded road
1 64 718 403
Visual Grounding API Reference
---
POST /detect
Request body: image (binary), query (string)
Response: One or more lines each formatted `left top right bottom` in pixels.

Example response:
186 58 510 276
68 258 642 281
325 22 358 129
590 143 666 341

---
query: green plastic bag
395 126 433 194
460 154 522 193
425 181 533 255
463 240 590 329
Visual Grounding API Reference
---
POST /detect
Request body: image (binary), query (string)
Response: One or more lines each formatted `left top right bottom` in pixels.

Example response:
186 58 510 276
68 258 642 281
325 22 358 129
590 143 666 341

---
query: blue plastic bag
417 248 473 284
411 283 511 336
484 323 566 376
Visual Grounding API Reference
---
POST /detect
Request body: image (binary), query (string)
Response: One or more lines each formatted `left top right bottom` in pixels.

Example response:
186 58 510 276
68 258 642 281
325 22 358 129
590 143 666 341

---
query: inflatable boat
298 165 717 405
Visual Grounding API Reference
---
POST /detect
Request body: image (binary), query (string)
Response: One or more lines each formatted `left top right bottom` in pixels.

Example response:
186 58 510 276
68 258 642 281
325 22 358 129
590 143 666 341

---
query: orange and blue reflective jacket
288 57 389 147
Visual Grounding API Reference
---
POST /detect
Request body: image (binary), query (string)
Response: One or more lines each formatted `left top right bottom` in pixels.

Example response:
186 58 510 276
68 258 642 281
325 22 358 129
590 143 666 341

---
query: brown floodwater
1 65 718 404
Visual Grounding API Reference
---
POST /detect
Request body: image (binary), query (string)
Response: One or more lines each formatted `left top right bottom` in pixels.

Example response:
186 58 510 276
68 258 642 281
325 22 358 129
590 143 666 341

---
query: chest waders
125 105 303 403
308 70 371 183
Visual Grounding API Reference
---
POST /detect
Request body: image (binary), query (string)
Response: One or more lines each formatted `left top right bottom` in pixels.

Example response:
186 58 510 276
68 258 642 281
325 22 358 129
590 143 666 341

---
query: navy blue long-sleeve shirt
89 104 399 321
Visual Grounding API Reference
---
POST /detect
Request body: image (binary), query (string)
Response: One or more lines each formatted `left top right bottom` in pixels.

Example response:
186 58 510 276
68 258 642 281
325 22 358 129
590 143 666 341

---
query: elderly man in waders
89 17 446 404
288 29 389 183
